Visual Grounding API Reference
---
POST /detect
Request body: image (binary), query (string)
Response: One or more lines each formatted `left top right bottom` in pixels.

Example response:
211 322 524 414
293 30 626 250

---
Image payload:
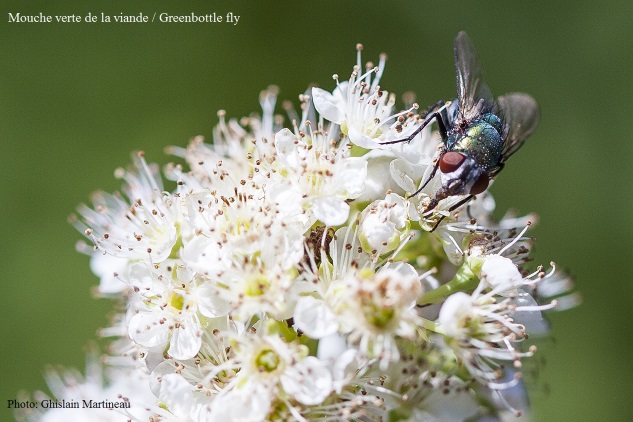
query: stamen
498 222 531 255
369 53 387 93
356 43 363 69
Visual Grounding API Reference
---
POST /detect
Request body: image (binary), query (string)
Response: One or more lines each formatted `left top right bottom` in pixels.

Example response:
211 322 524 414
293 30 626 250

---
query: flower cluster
20 45 577 422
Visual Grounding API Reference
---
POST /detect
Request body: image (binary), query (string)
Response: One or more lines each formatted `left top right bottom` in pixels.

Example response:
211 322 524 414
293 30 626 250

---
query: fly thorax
451 117 503 172
480 113 503 133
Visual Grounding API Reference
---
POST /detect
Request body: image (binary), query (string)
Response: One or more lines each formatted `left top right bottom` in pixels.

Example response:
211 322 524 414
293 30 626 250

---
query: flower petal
197 283 231 317
281 356 333 405
312 87 344 124
169 317 202 360
481 255 523 290
312 197 350 226
128 311 169 348
158 374 194 419
294 296 339 338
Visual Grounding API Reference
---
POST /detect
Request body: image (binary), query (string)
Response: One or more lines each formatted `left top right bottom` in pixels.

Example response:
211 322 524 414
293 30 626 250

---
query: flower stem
418 257 483 304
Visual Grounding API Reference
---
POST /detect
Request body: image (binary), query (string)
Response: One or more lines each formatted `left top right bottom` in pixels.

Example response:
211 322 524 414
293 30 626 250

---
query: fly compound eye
470 172 490 195
439 152 466 173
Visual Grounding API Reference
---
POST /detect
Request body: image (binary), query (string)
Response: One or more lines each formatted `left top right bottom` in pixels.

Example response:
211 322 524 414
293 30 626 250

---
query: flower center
169 292 185 311
255 348 280 372
230 217 251 236
305 167 331 194
364 304 396 329
244 275 270 297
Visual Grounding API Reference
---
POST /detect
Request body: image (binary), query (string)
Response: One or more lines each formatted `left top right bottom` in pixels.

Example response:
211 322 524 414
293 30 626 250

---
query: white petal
281 357 333 405
181 236 228 274
128 312 169 347
335 157 368 198
274 128 300 168
197 283 231 317
316 333 349 361
361 213 397 252
190 403 214 422
390 158 418 193
312 197 350 226
89 253 128 294
169 316 202 360
438 292 473 338
348 126 382 149
407 197 421 222
148 224 178 263
481 255 523 290
158 374 194 419
385 193 408 227
294 296 339 338
358 154 401 202
185 190 215 231
268 181 307 227
312 87 344 124
331 348 359 393
128 262 161 293
207 382 271 422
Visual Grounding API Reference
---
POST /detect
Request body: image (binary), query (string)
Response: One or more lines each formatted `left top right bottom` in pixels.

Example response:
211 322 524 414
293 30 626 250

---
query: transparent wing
497 93 540 161
454 31 495 124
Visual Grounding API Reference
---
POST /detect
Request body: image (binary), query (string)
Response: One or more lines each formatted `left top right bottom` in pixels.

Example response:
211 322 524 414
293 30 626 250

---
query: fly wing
454 31 495 124
497 93 540 161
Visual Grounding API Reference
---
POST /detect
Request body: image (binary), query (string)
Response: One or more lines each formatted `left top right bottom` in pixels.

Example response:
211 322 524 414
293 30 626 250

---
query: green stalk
418 256 484 305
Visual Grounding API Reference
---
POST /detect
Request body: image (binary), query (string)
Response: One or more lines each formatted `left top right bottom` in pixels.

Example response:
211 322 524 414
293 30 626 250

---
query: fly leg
420 100 446 119
409 158 441 198
428 194 474 232
380 100 446 145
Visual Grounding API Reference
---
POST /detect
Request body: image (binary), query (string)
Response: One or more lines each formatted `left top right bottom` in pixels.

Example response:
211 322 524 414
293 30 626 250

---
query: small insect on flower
384 31 540 221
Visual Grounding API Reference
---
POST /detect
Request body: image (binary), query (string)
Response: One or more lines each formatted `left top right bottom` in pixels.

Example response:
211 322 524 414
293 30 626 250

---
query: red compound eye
439 152 466 173
470 172 490 195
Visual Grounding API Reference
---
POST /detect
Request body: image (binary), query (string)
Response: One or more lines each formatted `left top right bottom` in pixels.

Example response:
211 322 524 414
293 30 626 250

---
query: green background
1 1 631 420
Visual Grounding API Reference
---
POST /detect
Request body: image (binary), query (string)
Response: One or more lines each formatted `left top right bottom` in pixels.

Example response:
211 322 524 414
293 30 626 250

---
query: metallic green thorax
447 113 503 172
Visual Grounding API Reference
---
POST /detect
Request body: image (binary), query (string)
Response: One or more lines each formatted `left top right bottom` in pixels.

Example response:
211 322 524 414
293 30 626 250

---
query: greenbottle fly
385 32 539 219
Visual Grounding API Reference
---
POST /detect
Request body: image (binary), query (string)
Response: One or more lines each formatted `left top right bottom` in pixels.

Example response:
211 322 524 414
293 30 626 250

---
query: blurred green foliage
1 0 632 420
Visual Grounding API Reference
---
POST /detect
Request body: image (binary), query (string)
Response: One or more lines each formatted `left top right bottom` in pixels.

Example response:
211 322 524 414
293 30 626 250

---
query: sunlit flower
127 262 212 360
437 284 554 389
70 153 182 295
272 126 367 226
358 192 411 255
295 224 424 367
312 45 421 149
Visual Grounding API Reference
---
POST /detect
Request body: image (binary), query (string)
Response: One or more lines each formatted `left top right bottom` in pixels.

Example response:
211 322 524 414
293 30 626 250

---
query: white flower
86 250 129 294
181 187 304 266
294 225 423 366
71 153 181 279
166 86 282 193
157 373 195 420
127 262 214 360
359 192 410 255
436 210 533 266
196 334 335 420
197 257 300 322
272 127 367 226
177 185 304 322
437 288 551 389
312 46 420 149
